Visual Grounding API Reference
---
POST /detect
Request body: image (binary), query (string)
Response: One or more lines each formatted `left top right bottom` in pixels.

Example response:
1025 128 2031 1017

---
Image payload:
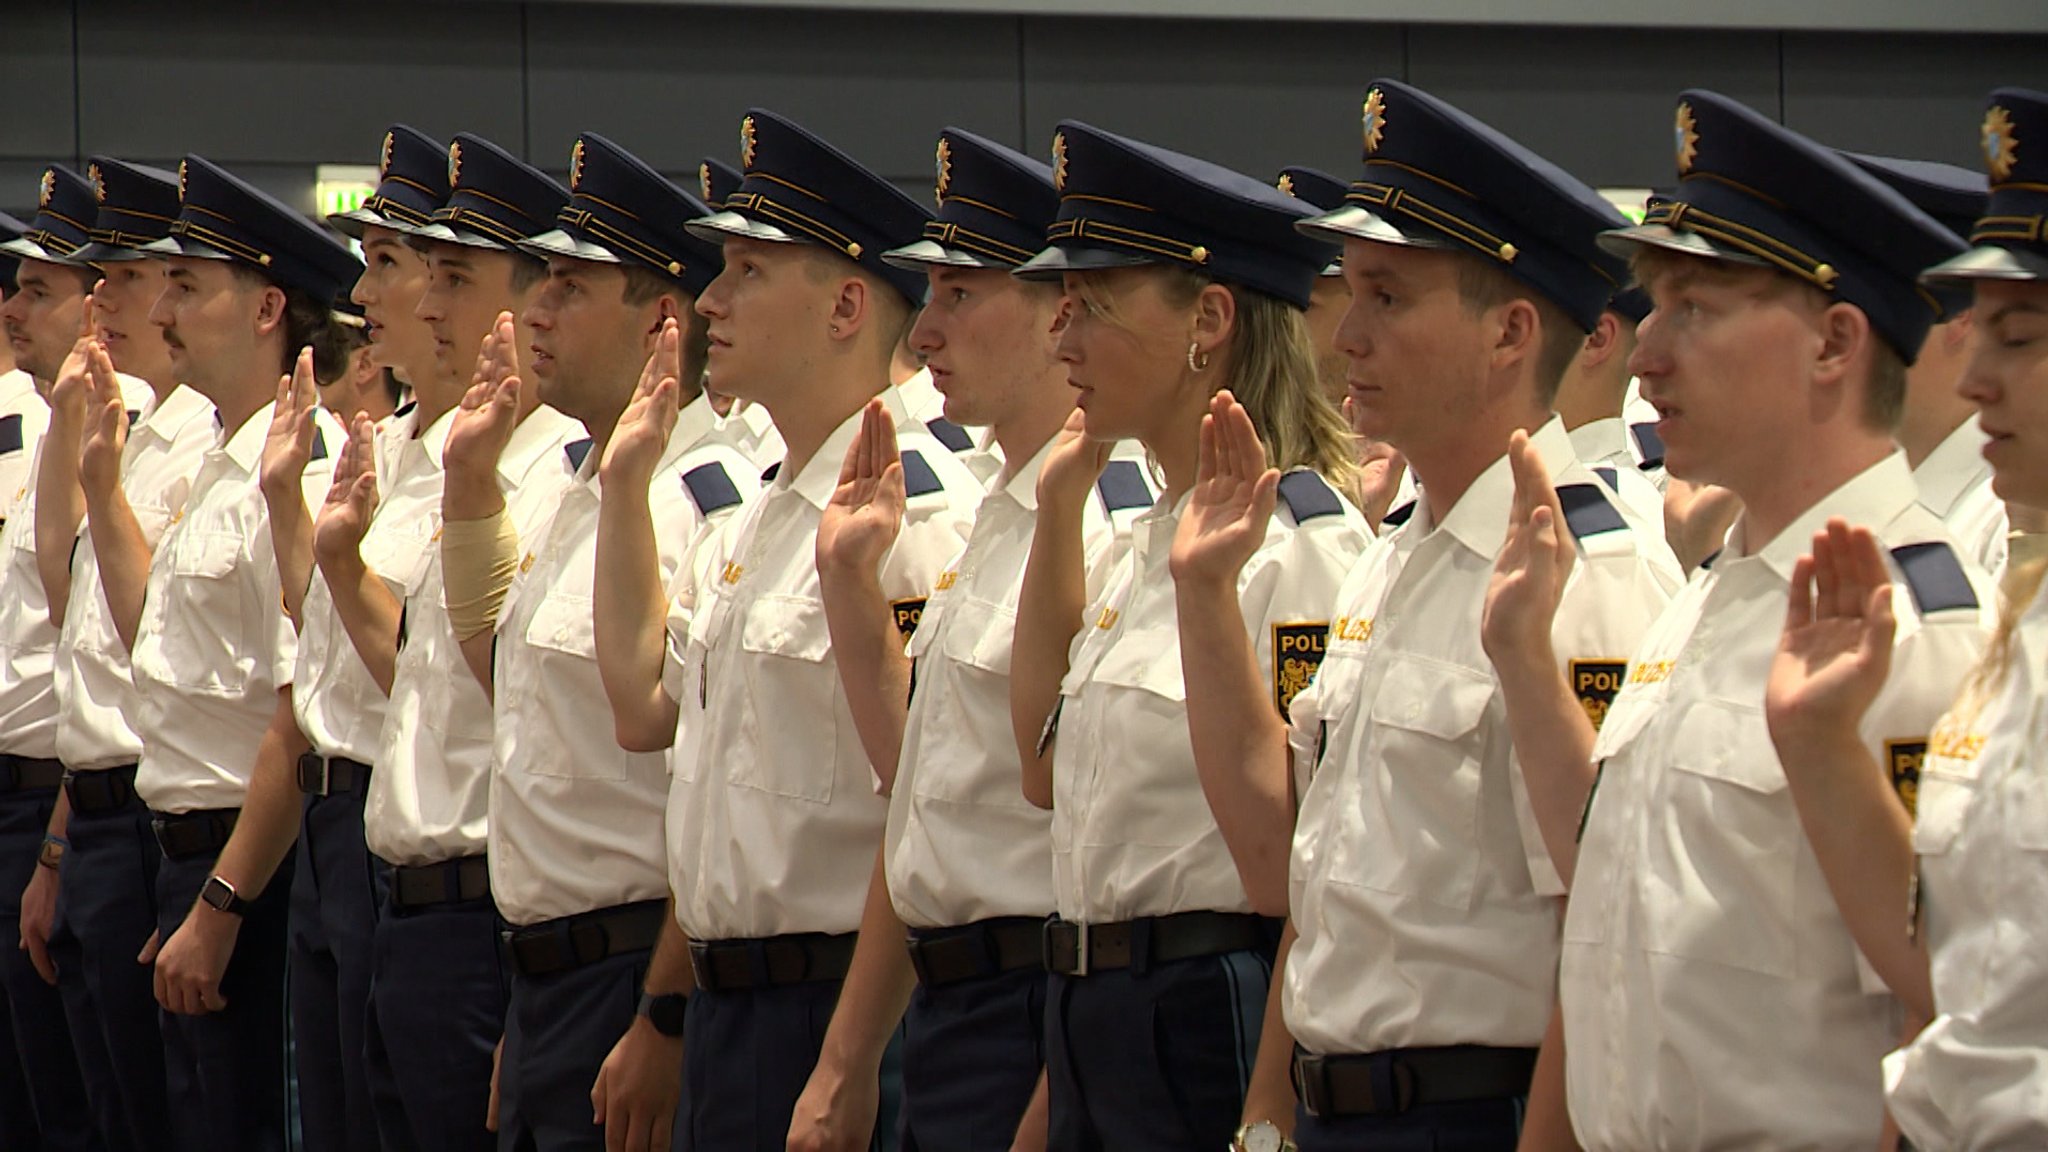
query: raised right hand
1169 390 1277 589
444 312 523 487
1035 409 1113 512
599 318 682 492
79 343 132 500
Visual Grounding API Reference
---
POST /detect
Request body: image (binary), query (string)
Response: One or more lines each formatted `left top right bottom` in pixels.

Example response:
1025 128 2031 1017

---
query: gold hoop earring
1186 341 1211 372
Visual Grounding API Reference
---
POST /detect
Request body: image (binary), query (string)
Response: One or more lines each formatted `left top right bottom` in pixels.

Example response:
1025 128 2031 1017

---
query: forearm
84 484 152 652
1009 1073 1049 1152
442 507 519 697
266 494 316 626
814 847 917 1074
40 789 71 844
1175 574 1295 915
1774 728 1929 1015
642 900 698 998
316 549 401 695
1239 921 1299 1135
1010 501 1089 808
591 484 678 751
33 409 86 627
1491 641 1598 885
819 561 910 794
1515 1000 1580 1152
208 691 312 900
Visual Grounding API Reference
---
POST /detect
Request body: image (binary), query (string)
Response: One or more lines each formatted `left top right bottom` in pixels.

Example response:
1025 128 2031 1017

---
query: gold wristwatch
1231 1120 1297 1152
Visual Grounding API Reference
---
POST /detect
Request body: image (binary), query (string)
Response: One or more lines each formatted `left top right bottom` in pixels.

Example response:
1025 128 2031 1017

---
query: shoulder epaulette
760 460 782 483
1630 421 1665 470
310 426 329 463
925 417 973 454
0 414 20 454
1276 470 1344 523
1891 541 1978 615
1382 500 1416 528
1593 465 1618 491
681 460 743 516
393 399 418 419
1555 483 1627 539
563 437 593 471
1095 459 1153 514
899 449 943 498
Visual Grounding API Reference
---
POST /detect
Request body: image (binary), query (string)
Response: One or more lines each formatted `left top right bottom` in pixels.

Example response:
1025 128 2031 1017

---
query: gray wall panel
1406 25 1782 188
0 5 82 162
1021 17 1402 183
1781 32 2048 169
73 0 523 166
525 5 1022 184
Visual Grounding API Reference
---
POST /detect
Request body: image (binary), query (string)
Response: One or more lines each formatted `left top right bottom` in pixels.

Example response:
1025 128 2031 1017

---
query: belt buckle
305 756 330 796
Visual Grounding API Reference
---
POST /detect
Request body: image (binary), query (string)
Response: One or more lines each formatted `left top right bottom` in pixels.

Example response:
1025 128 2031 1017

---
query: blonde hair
1074 268 1357 486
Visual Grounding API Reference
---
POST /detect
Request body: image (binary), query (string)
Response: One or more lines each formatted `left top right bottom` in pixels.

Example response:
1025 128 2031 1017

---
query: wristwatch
635 990 688 1038
35 836 66 871
1231 1120 1297 1152
199 875 249 917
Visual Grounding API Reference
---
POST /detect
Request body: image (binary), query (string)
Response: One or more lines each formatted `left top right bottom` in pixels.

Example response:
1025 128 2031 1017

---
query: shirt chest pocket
910 594 1024 808
364 521 437 598
1913 752 1983 858
1649 698 1798 978
728 594 838 804
521 592 597 663
163 529 251 697
1340 655 1495 910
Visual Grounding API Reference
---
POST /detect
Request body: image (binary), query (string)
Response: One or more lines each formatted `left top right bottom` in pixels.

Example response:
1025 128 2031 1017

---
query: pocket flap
739 594 833 664
1367 655 1494 742
1670 699 1785 795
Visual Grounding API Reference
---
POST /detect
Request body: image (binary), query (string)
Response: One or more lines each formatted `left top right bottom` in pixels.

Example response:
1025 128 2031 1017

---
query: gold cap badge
1052 131 1068 193
380 131 395 180
1675 102 1700 176
741 116 758 171
38 169 54 208
1983 105 2018 183
570 139 587 191
935 137 953 201
1276 172 1296 197
89 163 105 203
1362 88 1388 155
699 162 713 203
448 142 463 188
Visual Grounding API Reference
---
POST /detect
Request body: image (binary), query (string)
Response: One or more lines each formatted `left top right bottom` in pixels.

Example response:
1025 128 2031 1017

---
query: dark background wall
3 0 2044 216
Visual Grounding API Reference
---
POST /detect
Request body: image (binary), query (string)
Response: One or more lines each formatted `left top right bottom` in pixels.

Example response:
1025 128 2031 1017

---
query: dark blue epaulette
392 399 418 419
1277 470 1344 523
1382 500 1416 528
1555 483 1627 539
1891 541 1978 615
563 437 593 471
310 426 329 462
926 417 973 453
0 414 19 454
1593 465 1618 491
1630 421 1665 470
760 460 782 483
1095 459 1153 514
899 449 943 498
680 460 743 516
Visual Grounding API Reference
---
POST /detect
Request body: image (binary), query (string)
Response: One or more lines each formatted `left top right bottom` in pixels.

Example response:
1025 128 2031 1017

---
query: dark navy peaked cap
408 134 567 253
1299 80 1628 332
1925 88 2048 285
0 211 26 289
697 157 743 211
687 109 935 304
1276 166 1349 213
0 166 96 263
520 133 723 296
330 125 449 239
1014 122 1337 310
1844 153 1985 314
1604 90 1965 362
1608 284 1652 325
885 127 1058 271
71 158 181 264
146 156 365 308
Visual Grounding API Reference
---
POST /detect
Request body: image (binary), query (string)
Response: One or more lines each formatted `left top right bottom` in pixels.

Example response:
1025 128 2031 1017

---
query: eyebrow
1982 300 2046 326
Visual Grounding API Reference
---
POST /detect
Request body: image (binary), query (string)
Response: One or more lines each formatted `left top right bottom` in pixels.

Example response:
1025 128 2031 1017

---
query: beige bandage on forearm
443 509 521 641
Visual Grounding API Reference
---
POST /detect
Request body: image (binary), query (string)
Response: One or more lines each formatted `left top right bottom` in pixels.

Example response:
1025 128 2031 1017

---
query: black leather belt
906 917 1044 988
150 808 241 862
500 899 665 979
297 754 372 796
1292 1045 1539 1118
1043 912 1278 977
0 755 65 794
688 932 857 992
391 855 491 911
63 765 139 815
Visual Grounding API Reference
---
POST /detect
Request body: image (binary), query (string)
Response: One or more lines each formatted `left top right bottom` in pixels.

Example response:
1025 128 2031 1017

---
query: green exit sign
315 164 379 219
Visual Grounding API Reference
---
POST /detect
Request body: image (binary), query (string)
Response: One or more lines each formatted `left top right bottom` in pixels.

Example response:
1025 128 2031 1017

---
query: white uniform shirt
1052 472 1369 924
292 406 446 763
1885 581 2048 1150
54 385 217 771
366 405 581 867
1563 453 1994 1151
132 403 343 813
487 413 752 926
701 395 784 475
886 437 1148 929
0 369 49 528
0 374 152 758
668 392 978 941
1285 418 1681 1057
1569 416 1668 529
1620 379 1669 491
1914 414 2008 581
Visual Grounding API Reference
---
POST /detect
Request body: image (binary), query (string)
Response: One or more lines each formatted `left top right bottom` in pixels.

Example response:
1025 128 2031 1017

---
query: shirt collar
1910 414 1991 518
895 366 941 424
1735 450 1919 582
784 388 910 509
497 404 584 488
672 391 719 458
1567 417 1628 466
1422 415 1577 559
994 435 1055 512
136 385 215 444
723 397 774 440
217 404 272 472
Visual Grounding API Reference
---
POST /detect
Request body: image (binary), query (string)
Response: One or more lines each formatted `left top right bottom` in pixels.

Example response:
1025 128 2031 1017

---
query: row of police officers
0 72 2043 1152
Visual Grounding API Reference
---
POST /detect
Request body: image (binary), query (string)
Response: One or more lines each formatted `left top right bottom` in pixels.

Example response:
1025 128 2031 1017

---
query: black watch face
202 877 239 912
648 994 688 1035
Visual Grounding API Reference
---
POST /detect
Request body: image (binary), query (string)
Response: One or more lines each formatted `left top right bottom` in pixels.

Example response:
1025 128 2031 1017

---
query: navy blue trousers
154 843 292 1152
364 884 505 1152
286 789 386 1152
1293 1095 1526 1151
899 965 1043 1151
0 783 96 1152
55 772 168 1152
1045 950 1272 1152
497 948 655 1152
681 977 876 1152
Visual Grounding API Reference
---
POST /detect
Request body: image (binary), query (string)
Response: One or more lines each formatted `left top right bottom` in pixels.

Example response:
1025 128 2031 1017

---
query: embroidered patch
892 597 927 637
1887 739 1928 818
1570 660 1628 731
1273 623 1329 721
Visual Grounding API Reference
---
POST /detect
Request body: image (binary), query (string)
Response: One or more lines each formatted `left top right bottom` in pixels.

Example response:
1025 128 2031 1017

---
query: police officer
0 163 119 1152
0 210 48 535
23 155 210 1152
592 109 979 1149
350 131 577 1152
683 155 784 474
130 155 355 1152
1844 152 2008 580
1172 82 1680 1151
1000 121 1367 1151
436 130 740 1151
1553 286 1669 525
1484 91 1996 1150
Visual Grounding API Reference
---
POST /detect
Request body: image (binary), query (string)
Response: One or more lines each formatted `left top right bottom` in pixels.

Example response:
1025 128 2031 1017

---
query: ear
1577 310 1623 370
252 283 289 338
1189 281 1237 355
1491 296 1544 374
827 273 869 343
1810 301 1873 394
647 291 683 340
1940 309 1974 354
